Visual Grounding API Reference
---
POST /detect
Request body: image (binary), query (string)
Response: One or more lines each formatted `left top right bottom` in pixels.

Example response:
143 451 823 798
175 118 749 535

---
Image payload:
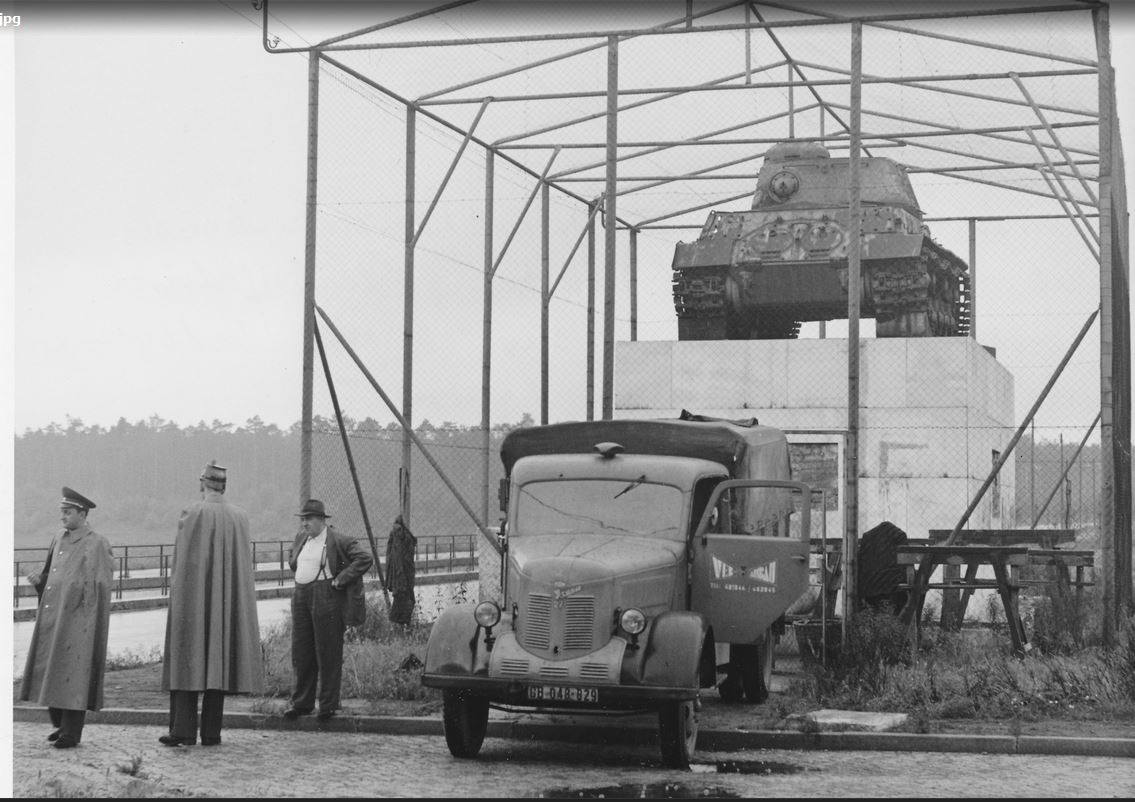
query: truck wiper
613 474 646 499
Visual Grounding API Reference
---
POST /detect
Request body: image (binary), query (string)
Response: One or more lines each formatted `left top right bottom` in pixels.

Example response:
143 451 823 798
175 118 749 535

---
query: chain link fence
267 3 1127 614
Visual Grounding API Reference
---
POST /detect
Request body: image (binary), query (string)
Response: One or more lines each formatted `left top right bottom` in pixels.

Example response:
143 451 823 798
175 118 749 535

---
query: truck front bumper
420 671 699 710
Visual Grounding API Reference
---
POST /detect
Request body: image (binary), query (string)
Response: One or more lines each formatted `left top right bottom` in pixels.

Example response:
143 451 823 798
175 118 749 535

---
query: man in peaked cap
282 498 373 722
160 461 263 747
200 459 227 488
19 487 114 749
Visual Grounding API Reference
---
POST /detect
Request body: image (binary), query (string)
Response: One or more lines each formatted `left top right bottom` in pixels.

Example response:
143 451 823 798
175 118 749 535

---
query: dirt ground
16 661 1135 741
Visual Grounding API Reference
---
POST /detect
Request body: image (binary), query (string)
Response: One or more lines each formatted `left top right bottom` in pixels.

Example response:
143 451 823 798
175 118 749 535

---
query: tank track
870 244 971 337
673 268 730 340
672 268 802 340
673 241 970 340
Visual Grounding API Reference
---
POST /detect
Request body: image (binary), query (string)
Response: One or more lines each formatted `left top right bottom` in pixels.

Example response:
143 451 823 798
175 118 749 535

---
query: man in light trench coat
19 487 114 749
159 460 264 746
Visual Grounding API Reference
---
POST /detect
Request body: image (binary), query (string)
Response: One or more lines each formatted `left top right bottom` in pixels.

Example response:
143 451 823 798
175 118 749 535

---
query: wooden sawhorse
897 545 1031 657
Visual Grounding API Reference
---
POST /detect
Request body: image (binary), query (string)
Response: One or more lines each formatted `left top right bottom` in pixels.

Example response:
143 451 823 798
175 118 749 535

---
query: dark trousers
48 707 86 742
291 578 346 713
390 590 415 625
169 690 225 741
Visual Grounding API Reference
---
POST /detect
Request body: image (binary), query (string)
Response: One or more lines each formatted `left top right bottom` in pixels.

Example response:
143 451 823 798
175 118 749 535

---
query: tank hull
671 143 971 340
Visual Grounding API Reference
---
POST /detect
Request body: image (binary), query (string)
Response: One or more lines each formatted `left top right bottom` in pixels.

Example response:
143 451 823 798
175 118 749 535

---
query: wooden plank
896 545 1028 566
928 529 1076 548
1027 549 1095 566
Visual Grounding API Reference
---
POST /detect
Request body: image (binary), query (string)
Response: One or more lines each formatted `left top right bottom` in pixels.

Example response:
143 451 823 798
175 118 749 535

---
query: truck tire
740 629 776 703
442 690 489 758
658 699 698 769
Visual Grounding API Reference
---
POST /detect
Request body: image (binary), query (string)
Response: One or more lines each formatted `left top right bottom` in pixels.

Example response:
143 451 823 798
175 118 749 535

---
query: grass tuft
799 592 1135 728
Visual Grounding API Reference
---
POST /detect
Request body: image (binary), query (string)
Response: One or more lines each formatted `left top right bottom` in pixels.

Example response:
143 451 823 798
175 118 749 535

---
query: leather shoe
201 737 221 746
282 707 310 720
158 734 196 747
53 736 79 749
316 710 336 722
47 729 62 742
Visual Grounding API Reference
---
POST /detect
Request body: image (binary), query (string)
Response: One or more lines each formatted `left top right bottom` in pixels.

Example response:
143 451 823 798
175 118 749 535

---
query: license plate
526 685 599 704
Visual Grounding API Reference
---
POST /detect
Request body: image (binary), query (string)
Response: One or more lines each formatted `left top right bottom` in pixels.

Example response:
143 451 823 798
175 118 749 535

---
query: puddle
537 783 741 799
695 760 806 775
538 764 804 797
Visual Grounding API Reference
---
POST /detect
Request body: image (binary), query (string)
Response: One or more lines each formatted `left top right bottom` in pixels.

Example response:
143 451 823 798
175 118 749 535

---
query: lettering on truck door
690 481 811 644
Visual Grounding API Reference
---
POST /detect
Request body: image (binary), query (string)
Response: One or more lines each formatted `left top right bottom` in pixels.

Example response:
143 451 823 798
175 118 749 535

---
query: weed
984 592 1001 626
1029 578 1100 653
798 608 1135 728
117 755 144 778
799 715 821 734
909 708 932 733
105 646 163 672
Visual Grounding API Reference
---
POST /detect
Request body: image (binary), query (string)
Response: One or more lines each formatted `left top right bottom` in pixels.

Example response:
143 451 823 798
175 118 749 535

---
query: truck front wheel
658 700 698 769
442 690 489 758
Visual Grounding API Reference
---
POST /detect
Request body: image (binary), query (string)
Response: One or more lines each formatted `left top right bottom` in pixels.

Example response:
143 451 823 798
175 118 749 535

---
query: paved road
9 721 1133 798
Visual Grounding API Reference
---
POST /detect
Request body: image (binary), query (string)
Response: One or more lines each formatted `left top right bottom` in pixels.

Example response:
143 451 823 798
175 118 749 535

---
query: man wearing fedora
283 499 373 722
160 461 264 747
19 487 113 749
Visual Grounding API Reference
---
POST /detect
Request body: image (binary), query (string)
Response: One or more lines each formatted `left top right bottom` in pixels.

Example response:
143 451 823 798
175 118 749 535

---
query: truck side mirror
498 478 509 512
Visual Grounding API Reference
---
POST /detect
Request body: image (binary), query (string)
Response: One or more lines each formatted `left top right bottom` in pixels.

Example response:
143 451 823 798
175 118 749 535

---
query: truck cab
421 417 812 768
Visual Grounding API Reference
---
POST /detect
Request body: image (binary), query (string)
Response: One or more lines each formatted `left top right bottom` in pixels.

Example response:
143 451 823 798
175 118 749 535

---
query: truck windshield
514 479 684 541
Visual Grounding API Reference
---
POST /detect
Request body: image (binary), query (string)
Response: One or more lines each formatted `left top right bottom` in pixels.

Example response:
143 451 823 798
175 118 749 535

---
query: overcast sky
4 2 1135 439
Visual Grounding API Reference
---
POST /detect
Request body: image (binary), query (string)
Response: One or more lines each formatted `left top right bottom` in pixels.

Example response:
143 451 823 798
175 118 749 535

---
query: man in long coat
160 460 263 746
384 513 417 627
19 487 113 749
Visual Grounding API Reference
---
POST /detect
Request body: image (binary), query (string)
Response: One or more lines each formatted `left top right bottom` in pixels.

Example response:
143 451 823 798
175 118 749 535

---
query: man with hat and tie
160 461 264 747
19 487 114 749
282 499 373 722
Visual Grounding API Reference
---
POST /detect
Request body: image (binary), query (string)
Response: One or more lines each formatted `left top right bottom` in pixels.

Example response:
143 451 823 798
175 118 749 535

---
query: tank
671 141 971 339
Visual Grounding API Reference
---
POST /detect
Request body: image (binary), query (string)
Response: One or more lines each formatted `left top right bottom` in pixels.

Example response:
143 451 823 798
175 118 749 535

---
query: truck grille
521 592 596 653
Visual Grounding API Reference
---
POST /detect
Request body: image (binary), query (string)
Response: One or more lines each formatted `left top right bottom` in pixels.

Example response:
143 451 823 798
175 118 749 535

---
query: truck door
690 480 811 645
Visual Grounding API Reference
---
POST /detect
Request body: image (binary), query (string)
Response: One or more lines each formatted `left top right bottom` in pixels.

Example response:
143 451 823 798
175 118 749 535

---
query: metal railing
13 533 477 608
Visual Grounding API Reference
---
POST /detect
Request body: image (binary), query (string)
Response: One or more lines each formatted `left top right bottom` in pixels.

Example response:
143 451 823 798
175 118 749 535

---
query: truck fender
641 611 710 689
424 604 482 676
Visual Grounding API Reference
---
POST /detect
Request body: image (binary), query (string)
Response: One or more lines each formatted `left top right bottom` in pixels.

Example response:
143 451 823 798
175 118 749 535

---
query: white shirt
294 528 329 585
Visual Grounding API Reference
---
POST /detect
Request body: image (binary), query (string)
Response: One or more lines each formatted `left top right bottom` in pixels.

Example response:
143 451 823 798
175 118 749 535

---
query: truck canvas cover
499 411 791 485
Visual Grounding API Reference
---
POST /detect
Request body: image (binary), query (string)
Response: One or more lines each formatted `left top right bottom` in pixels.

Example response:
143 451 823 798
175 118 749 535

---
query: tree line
13 413 1107 551
14 413 535 551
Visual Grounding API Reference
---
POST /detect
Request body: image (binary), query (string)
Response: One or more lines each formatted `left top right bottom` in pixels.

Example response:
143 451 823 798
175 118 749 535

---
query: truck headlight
474 600 501 628
619 607 646 636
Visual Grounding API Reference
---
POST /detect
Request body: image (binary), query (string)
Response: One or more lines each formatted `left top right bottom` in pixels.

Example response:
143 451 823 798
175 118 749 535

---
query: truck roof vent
594 442 625 459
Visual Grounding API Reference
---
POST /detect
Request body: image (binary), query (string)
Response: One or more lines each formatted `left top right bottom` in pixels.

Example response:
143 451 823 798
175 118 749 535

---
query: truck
672 139 971 340
420 414 813 768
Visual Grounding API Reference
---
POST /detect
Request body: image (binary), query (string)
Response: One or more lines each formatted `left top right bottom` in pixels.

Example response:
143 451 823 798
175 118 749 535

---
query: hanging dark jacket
384 517 417 594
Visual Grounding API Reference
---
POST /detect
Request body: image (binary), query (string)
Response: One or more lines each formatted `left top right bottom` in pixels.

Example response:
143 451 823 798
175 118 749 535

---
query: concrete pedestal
614 337 1016 541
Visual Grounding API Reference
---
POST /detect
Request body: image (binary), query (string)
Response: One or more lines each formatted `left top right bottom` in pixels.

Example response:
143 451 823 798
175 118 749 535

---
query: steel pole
843 21 862 629
602 36 618 420
402 106 416 524
300 51 319 503
481 151 494 526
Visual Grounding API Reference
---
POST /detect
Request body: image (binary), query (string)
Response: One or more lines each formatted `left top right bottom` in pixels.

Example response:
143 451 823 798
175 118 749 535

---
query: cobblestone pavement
9 720 1135 798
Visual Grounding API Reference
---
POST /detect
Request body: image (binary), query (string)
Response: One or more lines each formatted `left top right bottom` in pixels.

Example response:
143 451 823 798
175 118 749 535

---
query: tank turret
672 141 970 339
